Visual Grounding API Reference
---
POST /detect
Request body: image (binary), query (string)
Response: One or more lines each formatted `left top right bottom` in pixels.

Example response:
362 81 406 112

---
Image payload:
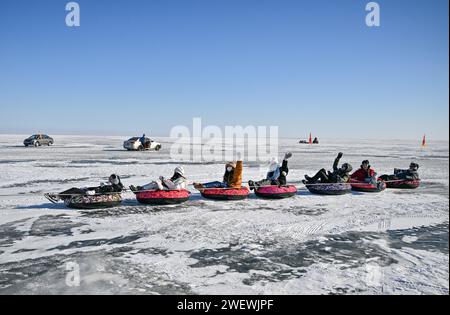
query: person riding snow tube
130 166 187 192
302 153 352 195
350 160 386 192
248 152 292 191
379 162 421 189
45 174 124 208
130 167 190 205
351 160 377 183
194 161 248 200
302 152 353 185
193 161 243 190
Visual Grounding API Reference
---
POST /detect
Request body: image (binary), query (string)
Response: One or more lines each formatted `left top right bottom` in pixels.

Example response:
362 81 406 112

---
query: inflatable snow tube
200 187 250 201
64 194 122 210
305 183 352 195
386 180 421 189
255 185 298 199
135 189 191 205
350 180 387 193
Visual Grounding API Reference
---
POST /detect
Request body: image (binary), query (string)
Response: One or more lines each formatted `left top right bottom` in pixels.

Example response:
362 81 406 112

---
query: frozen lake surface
0 135 448 295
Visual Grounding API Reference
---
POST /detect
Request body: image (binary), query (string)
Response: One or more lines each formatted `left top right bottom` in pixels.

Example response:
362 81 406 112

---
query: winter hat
341 163 353 173
269 158 280 172
174 166 185 176
109 174 120 185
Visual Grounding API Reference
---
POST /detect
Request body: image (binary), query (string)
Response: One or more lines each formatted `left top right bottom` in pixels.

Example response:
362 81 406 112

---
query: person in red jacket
351 160 377 184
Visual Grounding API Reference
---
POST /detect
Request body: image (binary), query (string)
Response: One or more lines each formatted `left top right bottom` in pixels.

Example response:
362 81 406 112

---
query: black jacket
93 176 124 194
394 169 420 180
267 160 289 186
329 157 350 183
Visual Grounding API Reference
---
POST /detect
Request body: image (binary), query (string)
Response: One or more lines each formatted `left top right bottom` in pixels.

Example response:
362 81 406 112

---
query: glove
337 152 344 159
281 171 287 177
159 176 165 181
284 152 293 160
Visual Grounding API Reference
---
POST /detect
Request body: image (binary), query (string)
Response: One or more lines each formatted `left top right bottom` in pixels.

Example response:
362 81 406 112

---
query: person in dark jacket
248 152 292 190
45 174 124 203
380 163 420 181
138 134 146 147
303 152 353 184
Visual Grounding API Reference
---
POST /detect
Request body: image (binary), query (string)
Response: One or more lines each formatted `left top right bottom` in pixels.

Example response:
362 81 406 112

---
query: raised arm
333 152 343 171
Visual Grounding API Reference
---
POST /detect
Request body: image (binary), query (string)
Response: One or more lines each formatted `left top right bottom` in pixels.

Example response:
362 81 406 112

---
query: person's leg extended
141 182 160 191
202 181 227 189
307 169 329 183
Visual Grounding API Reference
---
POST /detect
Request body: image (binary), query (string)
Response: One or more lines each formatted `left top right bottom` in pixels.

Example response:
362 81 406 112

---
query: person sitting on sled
130 166 187 192
351 160 378 184
193 161 243 189
45 174 124 203
379 162 420 181
303 152 353 184
248 152 292 190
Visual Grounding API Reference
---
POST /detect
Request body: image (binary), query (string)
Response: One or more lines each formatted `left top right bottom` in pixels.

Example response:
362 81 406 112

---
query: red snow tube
386 180 421 189
255 185 298 199
135 189 191 205
200 187 250 201
350 179 387 193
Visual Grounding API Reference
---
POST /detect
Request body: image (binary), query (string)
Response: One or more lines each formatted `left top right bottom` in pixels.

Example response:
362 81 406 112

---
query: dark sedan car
23 134 54 147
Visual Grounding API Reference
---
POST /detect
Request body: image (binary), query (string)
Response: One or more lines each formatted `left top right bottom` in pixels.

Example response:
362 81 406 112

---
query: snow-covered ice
0 135 448 295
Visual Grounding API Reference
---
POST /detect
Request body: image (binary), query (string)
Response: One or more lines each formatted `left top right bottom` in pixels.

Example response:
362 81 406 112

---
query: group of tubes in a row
44 152 421 209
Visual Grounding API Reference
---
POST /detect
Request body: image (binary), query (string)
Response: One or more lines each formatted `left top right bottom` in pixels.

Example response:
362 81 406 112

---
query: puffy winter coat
351 168 376 182
330 157 351 183
224 161 243 188
394 169 420 180
162 174 187 190
267 160 289 186
95 182 124 194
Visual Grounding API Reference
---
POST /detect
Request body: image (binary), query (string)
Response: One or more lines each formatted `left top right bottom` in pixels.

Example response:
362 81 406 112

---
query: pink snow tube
200 187 250 201
135 189 191 205
255 185 298 199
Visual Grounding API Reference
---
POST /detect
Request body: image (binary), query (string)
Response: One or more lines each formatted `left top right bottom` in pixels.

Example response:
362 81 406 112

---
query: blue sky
0 0 448 140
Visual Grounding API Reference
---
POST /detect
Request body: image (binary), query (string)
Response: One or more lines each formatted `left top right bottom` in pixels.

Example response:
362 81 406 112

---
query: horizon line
0 132 448 143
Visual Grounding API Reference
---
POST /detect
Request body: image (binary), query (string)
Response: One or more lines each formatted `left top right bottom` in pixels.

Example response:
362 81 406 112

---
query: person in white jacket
130 166 187 191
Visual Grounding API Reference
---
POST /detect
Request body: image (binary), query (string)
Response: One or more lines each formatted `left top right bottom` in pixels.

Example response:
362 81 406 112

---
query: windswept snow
0 135 448 295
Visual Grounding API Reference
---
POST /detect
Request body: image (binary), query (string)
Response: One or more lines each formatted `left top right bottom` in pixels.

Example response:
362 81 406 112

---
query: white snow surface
0 135 448 295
